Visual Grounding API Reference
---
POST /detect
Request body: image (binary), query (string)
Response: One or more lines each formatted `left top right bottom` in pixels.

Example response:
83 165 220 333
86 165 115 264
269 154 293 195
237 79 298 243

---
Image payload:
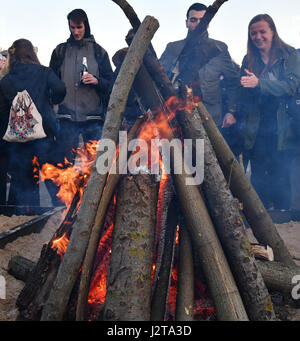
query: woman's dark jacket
0 63 66 149
240 45 300 151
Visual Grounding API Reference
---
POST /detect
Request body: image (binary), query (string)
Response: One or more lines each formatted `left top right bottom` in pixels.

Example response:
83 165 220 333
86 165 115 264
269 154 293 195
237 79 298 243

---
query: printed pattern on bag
3 90 46 142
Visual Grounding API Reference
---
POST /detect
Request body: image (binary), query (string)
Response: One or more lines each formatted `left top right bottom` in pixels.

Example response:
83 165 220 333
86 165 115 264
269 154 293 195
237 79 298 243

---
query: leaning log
175 225 195 321
102 174 158 321
196 102 295 267
76 115 146 321
171 141 248 321
151 197 178 321
178 108 275 320
41 16 159 321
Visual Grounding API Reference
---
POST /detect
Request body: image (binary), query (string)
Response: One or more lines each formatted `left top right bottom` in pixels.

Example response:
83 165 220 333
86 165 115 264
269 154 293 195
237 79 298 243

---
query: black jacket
0 63 66 149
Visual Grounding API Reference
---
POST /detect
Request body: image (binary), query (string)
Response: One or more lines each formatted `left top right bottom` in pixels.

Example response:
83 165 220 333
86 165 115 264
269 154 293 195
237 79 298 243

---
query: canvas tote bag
3 89 46 142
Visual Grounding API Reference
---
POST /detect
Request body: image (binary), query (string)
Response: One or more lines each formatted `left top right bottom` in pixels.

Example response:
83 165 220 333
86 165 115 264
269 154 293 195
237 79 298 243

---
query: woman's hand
241 69 259 88
81 73 99 85
222 112 236 128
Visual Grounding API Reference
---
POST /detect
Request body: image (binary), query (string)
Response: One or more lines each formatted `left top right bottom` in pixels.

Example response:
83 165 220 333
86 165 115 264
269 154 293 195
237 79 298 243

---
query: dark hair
8 39 40 70
247 14 288 74
186 3 207 19
67 9 91 38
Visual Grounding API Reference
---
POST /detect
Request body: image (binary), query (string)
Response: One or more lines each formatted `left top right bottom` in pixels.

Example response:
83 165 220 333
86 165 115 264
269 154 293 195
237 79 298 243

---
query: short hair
186 3 207 19
67 9 91 37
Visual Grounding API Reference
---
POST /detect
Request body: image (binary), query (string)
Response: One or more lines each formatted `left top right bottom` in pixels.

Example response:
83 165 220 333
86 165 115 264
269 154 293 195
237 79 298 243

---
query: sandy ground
0 211 299 321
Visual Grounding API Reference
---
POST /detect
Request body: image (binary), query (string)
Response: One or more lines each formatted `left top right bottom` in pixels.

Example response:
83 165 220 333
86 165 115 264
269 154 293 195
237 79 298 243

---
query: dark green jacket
240 45 300 151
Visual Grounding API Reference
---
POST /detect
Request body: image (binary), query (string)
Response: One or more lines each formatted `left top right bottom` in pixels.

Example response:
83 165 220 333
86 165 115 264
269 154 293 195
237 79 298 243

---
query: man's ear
186 19 188 29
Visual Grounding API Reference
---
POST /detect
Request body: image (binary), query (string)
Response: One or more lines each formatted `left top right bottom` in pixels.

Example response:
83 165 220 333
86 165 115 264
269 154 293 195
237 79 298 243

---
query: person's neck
260 49 271 65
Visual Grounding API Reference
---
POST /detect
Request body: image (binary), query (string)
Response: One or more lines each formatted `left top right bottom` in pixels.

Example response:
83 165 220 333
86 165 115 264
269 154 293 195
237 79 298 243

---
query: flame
87 223 114 306
51 232 69 258
40 140 98 209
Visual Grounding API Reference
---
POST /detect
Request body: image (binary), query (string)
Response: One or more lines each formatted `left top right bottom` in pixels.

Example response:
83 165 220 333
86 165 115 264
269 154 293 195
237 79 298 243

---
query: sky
1 0 300 68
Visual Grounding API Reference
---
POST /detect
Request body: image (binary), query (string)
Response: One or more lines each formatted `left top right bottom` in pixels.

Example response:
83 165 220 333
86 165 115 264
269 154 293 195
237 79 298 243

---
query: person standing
49 8 113 164
240 14 300 210
0 39 66 208
159 3 240 136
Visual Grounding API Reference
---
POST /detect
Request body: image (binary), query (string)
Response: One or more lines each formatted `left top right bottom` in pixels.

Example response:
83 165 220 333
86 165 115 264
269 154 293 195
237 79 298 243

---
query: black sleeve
0 85 10 140
47 68 66 104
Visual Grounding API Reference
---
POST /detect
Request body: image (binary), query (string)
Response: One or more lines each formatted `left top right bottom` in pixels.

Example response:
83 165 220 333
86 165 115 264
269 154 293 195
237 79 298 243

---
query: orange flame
51 232 69 258
40 140 98 209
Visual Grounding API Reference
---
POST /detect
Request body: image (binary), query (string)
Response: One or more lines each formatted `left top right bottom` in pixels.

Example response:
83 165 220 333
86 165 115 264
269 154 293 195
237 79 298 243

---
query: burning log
102 173 158 321
76 115 146 320
175 225 195 321
195 102 295 267
40 16 159 321
16 194 79 320
178 107 275 320
171 147 248 321
150 197 178 321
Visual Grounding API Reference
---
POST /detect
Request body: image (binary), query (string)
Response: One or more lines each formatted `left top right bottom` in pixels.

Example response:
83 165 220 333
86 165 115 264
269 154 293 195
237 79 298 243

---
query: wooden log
178 108 275 320
40 16 159 321
76 115 146 321
8 256 36 282
171 142 248 321
102 174 158 321
175 225 195 321
196 102 295 267
16 192 80 320
256 260 300 296
150 197 178 321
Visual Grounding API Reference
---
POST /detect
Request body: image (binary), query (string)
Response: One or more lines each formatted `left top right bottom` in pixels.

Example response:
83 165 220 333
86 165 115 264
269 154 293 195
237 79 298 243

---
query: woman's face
249 20 274 54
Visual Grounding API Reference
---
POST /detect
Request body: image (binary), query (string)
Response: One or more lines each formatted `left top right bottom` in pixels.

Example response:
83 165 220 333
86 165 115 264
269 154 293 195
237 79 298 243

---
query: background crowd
0 4 300 216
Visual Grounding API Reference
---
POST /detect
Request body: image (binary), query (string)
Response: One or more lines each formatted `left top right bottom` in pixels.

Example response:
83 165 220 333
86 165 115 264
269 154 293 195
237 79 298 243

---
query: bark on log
102 174 158 321
150 197 178 321
40 16 159 321
178 108 275 320
256 260 300 296
175 225 195 321
8 256 35 282
196 102 295 267
76 116 146 320
171 142 248 321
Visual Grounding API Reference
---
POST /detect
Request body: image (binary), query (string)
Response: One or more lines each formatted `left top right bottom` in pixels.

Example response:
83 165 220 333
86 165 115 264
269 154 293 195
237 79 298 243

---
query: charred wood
150 197 178 321
8 256 36 282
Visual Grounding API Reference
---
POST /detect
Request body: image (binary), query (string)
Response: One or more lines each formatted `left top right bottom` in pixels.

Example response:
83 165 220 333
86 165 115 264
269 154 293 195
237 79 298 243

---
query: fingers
244 68 254 77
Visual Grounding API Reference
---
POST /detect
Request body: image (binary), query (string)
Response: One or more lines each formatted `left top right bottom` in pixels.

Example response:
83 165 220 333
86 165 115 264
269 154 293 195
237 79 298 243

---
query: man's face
69 19 85 41
186 10 206 32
